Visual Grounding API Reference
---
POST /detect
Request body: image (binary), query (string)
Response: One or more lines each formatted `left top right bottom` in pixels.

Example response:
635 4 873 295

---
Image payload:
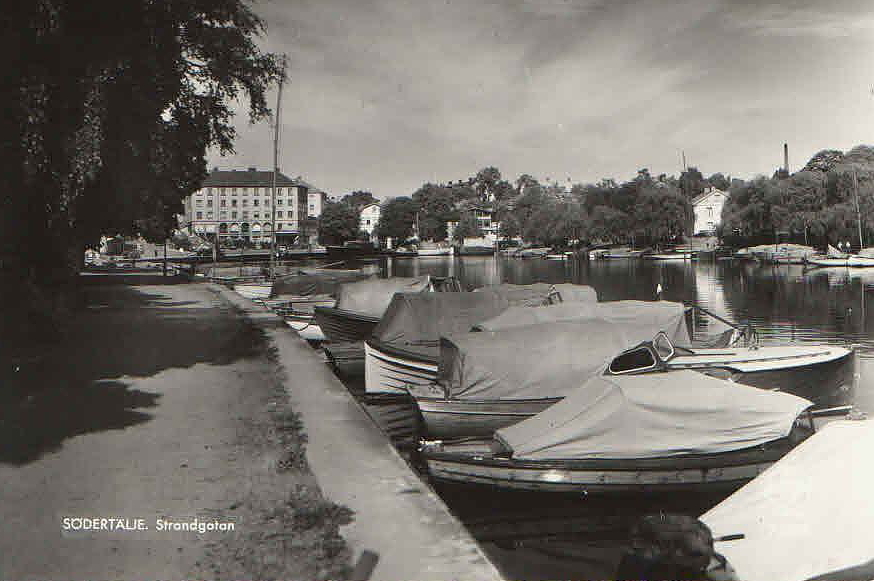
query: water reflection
383 255 873 579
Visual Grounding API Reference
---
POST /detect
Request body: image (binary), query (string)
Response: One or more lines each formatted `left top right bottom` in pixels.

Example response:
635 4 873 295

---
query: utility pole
270 58 287 279
854 170 864 250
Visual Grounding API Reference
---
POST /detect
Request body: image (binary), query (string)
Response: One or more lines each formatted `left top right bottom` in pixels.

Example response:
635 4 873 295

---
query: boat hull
645 253 696 260
806 256 849 267
233 282 273 300
847 255 874 267
364 341 439 395
417 247 453 256
410 346 854 439
420 429 807 493
415 395 560 439
313 306 381 343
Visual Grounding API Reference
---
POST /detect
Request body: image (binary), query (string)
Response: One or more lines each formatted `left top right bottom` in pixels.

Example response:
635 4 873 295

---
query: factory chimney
783 143 789 174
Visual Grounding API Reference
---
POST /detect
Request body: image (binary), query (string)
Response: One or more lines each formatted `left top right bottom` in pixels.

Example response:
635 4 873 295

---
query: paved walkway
0 278 500 580
219 285 501 580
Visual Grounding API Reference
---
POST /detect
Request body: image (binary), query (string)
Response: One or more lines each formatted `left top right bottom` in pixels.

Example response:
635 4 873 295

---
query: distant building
181 167 327 247
447 205 501 243
359 203 381 242
691 186 729 235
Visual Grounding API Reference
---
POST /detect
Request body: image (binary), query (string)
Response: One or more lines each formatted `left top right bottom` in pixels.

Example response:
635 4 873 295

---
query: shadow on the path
0 281 266 464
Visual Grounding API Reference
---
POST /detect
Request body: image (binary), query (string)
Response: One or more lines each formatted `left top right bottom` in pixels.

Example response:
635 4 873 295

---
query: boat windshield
608 345 659 374
653 332 675 361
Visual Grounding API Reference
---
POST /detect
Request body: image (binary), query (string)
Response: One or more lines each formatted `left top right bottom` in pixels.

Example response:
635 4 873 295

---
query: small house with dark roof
691 186 728 235
182 167 327 247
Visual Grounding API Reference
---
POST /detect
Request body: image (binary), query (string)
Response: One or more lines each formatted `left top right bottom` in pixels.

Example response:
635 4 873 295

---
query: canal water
356 255 874 578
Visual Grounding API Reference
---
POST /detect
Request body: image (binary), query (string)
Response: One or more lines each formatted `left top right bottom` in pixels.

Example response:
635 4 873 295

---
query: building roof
691 187 727 206
202 168 304 188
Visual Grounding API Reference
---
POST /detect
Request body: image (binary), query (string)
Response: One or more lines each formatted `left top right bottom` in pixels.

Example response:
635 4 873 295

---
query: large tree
411 183 458 241
318 202 361 245
375 197 417 242
5 0 282 295
340 191 379 214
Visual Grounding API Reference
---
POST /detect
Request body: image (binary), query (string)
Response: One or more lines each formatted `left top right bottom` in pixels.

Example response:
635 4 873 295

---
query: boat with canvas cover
313 276 443 343
233 280 273 300
417 241 453 256
265 268 376 341
409 310 853 439
420 370 814 493
409 307 696 438
701 417 873 581
364 283 599 395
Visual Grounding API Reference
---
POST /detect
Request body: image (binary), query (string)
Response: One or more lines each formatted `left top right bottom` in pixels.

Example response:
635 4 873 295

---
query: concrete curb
211 284 502 581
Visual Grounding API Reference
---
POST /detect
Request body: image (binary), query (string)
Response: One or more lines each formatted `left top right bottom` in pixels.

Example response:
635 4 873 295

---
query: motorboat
420 370 815 493
417 242 454 256
408 316 853 439
603 248 648 259
313 276 435 343
364 284 599 395
545 251 574 260
232 280 273 300
645 250 696 260
701 417 872 581
739 243 816 265
806 244 850 267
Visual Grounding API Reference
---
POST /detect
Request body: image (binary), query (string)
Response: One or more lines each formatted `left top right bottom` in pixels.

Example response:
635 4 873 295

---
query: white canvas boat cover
858 246 874 258
439 318 679 400
371 292 514 358
273 269 373 297
473 300 691 346
334 276 432 317
701 419 874 581
496 371 811 460
547 283 599 303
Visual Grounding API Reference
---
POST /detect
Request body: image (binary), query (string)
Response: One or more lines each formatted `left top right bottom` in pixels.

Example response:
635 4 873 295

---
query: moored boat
409 313 853 439
420 370 814 493
233 280 273 300
701 417 872 581
417 241 454 256
313 276 436 343
364 283 599 395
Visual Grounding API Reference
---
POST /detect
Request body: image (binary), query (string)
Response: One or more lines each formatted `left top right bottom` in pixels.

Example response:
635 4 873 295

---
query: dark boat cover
371 292 514 358
334 276 432 317
495 370 811 460
272 269 373 297
439 317 684 400
473 300 691 346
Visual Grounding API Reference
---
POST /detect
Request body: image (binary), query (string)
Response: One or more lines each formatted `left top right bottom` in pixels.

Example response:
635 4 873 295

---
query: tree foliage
5 0 283 285
340 191 379 214
318 202 360 245
375 197 417 242
452 213 484 244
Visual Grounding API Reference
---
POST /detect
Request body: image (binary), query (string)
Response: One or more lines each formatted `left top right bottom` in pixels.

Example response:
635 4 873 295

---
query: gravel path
0 280 350 579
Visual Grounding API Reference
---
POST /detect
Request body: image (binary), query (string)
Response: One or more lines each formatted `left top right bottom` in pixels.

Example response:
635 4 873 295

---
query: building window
231 211 238 219
277 211 284 218
231 187 237 194
207 199 213 207
196 211 203 219
365 219 371 226
309 204 315 212
253 188 259 195
220 211 227 219
206 187 212 195
253 199 259 207
254 212 260 219
242 211 249 219
242 187 248 194
207 211 214 219
242 199 248 207
277 188 283 195
220 188 226 195
220 199 226 207
195 199 204 207
231 199 238 207
277 199 283 206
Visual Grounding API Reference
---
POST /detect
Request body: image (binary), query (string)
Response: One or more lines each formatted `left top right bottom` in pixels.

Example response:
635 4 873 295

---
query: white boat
416 242 453 256
701 417 872 581
233 281 273 300
847 253 874 267
645 251 696 260
420 370 815 493
545 251 574 260
364 283 599 395
409 318 853 439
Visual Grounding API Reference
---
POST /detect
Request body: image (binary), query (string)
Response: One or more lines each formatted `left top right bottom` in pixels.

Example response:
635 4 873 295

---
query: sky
208 0 874 199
